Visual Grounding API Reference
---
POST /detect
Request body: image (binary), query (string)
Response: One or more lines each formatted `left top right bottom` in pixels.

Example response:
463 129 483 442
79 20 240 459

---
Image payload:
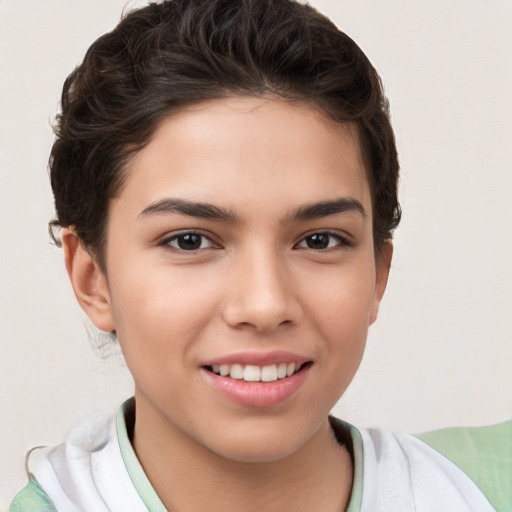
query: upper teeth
210 363 299 382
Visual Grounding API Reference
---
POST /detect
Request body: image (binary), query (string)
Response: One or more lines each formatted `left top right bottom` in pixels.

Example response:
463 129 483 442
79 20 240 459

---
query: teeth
230 364 244 379
261 365 278 382
277 363 287 379
243 365 261 382
209 362 303 382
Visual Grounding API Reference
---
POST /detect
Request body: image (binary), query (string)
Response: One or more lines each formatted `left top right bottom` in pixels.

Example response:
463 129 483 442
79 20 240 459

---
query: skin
63 97 391 512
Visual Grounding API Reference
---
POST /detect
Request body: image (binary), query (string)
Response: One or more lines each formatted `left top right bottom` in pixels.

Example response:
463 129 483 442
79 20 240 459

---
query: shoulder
415 420 512 512
9 475 57 512
357 425 503 512
9 409 119 512
11 401 152 512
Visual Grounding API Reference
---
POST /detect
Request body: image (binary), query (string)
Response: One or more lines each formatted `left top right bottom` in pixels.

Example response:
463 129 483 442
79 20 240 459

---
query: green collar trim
116 399 363 512
347 425 363 512
116 399 167 512
329 416 363 512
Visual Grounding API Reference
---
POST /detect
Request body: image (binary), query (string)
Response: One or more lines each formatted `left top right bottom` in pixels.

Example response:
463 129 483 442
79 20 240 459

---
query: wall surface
1 0 511 507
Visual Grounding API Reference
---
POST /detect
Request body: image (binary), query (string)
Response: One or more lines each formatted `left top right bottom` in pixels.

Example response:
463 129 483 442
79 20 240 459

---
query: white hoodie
10 399 500 512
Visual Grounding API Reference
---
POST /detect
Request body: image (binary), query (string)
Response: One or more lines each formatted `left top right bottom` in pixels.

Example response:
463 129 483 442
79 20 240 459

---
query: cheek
301 262 376 382
108 265 222 356
302 262 377 332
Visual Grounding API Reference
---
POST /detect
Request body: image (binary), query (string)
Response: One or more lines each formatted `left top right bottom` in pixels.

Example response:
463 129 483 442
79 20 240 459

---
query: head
52 0 401 463
50 0 400 269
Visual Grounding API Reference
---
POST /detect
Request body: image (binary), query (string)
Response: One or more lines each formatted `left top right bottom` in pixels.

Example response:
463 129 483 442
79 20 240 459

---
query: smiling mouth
203 362 312 382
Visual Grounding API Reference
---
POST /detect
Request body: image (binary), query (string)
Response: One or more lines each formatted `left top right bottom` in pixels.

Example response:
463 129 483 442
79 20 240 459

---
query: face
76 97 390 463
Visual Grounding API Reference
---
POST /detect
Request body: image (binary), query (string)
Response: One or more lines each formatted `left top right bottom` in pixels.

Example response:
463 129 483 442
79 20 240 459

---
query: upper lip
201 351 311 367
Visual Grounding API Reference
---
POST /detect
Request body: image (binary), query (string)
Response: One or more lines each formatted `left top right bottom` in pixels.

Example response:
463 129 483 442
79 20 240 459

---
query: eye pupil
307 233 330 249
177 234 202 250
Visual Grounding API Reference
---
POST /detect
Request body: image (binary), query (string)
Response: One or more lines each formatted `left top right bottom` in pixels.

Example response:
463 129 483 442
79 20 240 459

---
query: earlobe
369 241 393 325
61 229 115 333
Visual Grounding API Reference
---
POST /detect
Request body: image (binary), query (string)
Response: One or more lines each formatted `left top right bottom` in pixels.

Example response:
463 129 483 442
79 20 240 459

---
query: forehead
120 97 371 217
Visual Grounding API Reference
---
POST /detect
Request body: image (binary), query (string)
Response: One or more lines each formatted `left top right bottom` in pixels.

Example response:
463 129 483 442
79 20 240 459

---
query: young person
9 0 511 511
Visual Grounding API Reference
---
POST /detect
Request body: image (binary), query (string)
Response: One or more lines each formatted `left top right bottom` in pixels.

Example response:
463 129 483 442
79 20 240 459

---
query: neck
131 397 353 512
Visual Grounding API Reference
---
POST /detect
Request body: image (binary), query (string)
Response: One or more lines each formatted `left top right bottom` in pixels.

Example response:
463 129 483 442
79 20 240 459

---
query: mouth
200 352 313 407
203 362 312 382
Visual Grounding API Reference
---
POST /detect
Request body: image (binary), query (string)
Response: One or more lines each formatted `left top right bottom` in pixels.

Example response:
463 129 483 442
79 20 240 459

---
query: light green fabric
9 475 57 512
116 403 364 512
344 423 364 512
9 402 510 512
117 400 168 512
416 421 512 512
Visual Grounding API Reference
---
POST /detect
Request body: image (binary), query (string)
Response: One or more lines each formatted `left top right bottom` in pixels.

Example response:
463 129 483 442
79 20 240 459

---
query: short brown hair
50 0 401 267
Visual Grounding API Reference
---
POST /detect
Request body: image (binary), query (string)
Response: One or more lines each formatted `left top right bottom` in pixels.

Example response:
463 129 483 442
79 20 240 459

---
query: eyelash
295 231 352 251
161 230 351 253
161 231 218 252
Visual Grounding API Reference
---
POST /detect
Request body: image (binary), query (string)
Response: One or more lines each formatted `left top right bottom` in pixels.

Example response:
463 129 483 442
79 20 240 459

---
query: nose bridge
223 242 299 332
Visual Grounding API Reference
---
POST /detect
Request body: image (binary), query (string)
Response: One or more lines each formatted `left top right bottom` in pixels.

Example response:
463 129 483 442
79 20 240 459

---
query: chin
202 417 318 464
213 439 301 464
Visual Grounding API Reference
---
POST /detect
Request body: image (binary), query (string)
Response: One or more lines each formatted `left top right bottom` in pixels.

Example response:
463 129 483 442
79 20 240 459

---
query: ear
369 241 393 325
61 228 115 332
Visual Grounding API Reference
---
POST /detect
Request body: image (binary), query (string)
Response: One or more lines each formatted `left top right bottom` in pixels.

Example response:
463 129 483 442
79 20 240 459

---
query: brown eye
305 233 331 249
296 232 348 250
176 234 202 250
164 232 215 251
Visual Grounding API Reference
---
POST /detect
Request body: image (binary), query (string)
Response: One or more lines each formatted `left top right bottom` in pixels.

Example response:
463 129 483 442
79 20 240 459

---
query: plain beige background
1 0 511 507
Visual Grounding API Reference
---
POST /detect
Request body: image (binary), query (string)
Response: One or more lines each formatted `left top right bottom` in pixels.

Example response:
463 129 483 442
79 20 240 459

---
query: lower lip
201 365 310 408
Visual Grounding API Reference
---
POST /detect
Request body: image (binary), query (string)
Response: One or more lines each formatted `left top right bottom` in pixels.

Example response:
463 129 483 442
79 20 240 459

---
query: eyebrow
138 196 365 224
139 198 238 222
287 197 366 222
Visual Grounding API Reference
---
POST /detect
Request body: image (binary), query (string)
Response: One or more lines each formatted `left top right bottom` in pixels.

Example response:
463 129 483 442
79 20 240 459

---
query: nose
222 248 302 333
